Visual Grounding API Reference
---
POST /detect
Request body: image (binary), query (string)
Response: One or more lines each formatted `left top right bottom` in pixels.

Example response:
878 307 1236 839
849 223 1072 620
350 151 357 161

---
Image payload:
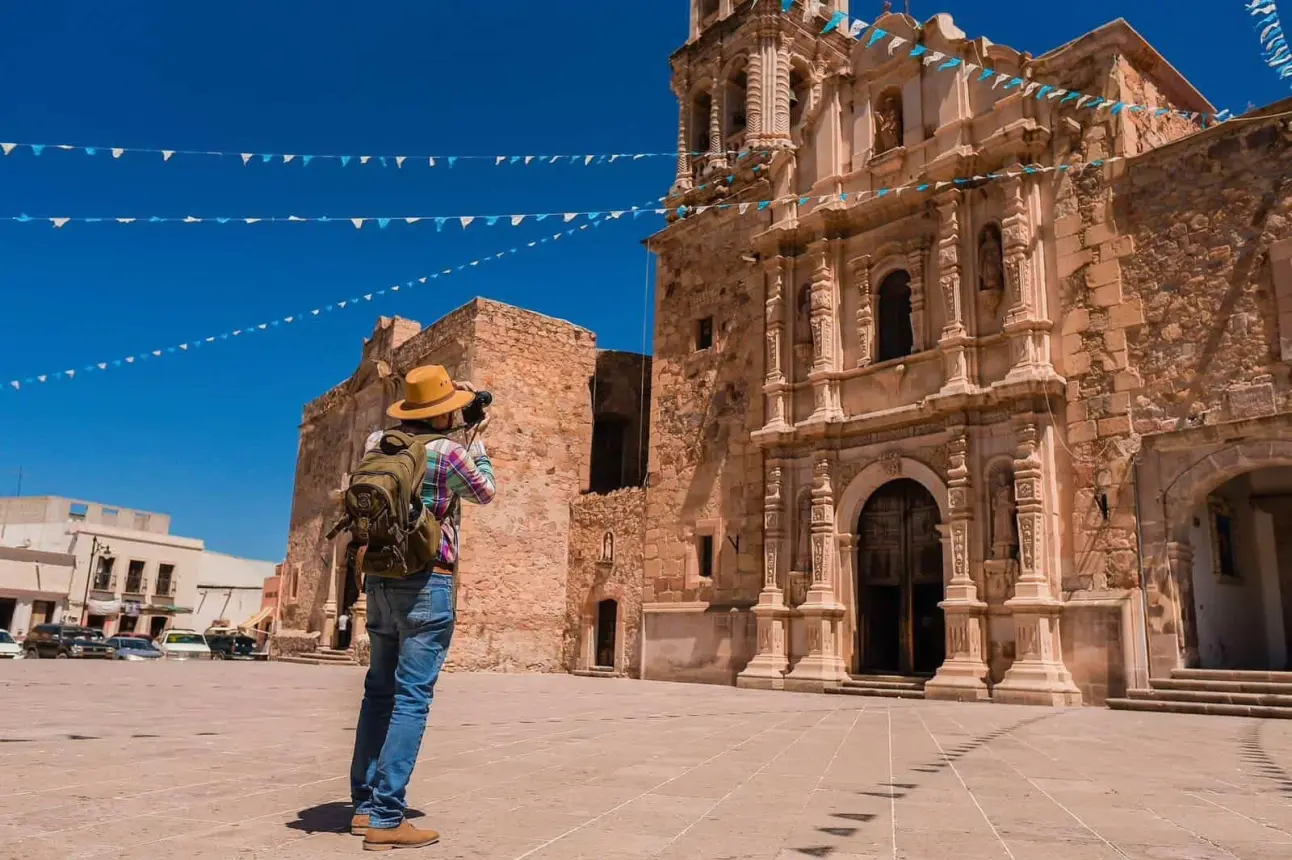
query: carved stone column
926 427 990 701
995 414 1082 705
744 46 764 149
672 87 693 193
761 256 791 433
806 240 839 423
773 36 792 143
907 243 927 352
935 191 972 394
738 460 793 689
708 80 728 170
1000 176 1051 383
1166 540 1199 668
851 255 873 368
785 454 849 690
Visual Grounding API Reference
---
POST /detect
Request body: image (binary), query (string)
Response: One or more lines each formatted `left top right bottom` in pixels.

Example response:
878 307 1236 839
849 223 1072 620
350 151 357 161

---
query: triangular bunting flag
585 155 595 166
888 36 908 54
51 218 70 229
360 156 371 165
0 143 15 156
351 218 365 229
396 156 406 168
112 148 125 158
525 156 535 165
405 217 421 225
496 156 506 166
460 216 475 228
283 154 296 163
512 215 525 226
564 213 578 222
162 150 175 161
241 153 253 165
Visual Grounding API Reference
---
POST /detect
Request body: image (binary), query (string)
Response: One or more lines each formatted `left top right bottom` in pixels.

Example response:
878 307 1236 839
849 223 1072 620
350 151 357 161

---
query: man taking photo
347 364 496 851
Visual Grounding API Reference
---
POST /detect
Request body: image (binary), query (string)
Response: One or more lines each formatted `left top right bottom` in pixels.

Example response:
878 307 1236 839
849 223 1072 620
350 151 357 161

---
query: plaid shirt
364 431 496 566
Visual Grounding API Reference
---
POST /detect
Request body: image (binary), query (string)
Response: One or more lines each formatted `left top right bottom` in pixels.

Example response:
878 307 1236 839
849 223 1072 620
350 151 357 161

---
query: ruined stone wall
444 299 597 673
1054 104 1292 684
565 489 646 676
642 212 770 683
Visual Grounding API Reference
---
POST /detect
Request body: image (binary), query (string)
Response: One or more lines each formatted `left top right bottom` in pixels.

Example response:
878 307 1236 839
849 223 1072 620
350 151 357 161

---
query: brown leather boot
350 814 369 836
363 821 440 852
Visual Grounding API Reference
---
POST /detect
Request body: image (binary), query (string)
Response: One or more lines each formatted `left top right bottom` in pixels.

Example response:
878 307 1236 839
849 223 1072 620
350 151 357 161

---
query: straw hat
387 365 475 421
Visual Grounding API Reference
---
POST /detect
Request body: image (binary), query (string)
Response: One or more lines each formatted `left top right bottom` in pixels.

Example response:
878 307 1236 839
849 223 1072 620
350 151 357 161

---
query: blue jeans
349 572 455 829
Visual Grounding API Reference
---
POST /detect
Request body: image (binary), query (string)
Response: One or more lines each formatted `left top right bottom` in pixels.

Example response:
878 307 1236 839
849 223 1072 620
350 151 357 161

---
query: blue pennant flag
435 218 447 231
979 69 995 82
378 218 391 229
486 216 500 226
536 213 550 221
261 154 273 163
217 217 231 224
822 11 847 33
340 156 352 167
379 157 388 167
939 57 962 71
781 0 794 11
510 156 521 165
866 29 887 48
31 144 44 156
917 184 929 192
910 45 928 58
758 201 771 211
448 157 458 168
587 212 601 220
84 147 97 156
302 155 314 166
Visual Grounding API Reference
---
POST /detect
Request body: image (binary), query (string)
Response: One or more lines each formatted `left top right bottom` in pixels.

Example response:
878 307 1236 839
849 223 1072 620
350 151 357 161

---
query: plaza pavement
1 662 1290 860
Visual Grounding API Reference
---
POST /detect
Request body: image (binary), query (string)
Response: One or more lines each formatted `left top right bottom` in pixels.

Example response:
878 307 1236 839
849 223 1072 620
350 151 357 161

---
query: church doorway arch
594 599 618 671
855 478 945 675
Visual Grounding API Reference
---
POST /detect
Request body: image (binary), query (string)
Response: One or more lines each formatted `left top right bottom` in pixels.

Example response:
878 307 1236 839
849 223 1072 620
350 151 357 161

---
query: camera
461 390 493 426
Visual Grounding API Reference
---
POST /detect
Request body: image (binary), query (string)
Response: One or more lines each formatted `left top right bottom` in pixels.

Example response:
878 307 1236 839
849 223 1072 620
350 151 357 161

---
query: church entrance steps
274 648 359 667
1107 669 1292 719
570 668 622 679
824 674 927 700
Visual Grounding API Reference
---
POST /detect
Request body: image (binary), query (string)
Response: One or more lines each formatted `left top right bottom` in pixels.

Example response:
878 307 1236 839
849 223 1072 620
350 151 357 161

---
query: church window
696 316 714 351
876 270 914 362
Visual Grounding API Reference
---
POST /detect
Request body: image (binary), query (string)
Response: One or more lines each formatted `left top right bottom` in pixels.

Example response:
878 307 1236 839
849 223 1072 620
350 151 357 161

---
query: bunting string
3 195 665 394
1247 0 1292 86
782 0 1233 125
4 155 1123 393
6 155 1118 230
0 139 764 169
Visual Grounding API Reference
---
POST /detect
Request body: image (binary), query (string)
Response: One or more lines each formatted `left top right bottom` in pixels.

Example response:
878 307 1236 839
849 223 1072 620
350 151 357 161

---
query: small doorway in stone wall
856 478 945 675
594 599 618 671
1187 467 1292 670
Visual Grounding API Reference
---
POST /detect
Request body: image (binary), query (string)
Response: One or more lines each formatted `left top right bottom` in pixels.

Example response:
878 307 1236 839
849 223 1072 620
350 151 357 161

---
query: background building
192 551 279 633
0 495 278 637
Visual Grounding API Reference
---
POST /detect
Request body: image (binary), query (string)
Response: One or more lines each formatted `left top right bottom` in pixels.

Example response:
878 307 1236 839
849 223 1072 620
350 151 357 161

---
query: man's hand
455 381 477 393
473 414 491 435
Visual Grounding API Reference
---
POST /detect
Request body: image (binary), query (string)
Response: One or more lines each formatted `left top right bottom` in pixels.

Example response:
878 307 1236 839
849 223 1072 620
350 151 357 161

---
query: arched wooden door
856 478 946 675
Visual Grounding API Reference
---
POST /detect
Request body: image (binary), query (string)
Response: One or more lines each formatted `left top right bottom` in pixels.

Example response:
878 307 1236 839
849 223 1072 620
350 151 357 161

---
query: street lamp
79 536 112 625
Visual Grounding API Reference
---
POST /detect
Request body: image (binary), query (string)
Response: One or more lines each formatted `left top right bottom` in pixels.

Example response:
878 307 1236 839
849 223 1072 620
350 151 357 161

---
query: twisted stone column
744 48 763 149
738 460 792 689
708 81 727 169
806 240 838 423
936 191 971 394
673 96 693 193
761 256 790 432
774 37 791 141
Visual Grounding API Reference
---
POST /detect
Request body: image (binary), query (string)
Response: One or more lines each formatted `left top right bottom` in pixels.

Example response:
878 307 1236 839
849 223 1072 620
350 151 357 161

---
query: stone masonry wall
444 299 597 673
1054 104 1292 680
565 489 646 676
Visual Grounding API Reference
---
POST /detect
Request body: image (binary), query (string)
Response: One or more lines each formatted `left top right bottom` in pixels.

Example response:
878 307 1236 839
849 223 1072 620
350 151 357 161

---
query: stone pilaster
708 80 728 170
762 256 791 433
806 240 839 423
744 45 764 149
773 36 792 143
1166 540 1199 668
785 454 848 690
907 243 927 352
738 460 792 689
936 192 972 394
851 255 873 368
1000 176 1053 383
995 414 1082 706
672 88 693 193
925 427 990 701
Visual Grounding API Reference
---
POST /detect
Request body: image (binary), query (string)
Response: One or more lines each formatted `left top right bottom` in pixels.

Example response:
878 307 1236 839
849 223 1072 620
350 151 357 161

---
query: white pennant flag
66 369 75 379
241 153 253 165
1022 82 1040 97
51 218 70 229
460 216 475 228
584 155 594 166
162 150 175 161
418 276 427 283
99 361 108 368
245 218 262 224
428 157 436 167
57 144 74 150
0 143 16 156
563 213 577 222
609 154 620 163
609 211 625 219
8 381 18 390
550 156 561 164
283 154 296 163
206 336 216 341
116 217 136 224
177 344 188 351
351 218 365 229
288 215 304 222
511 215 526 226
1048 88 1068 100
818 195 831 204
364 294 373 301
311 310 320 316
442 269 452 275
470 260 479 266
888 36 908 54
112 148 124 158
525 156 535 165
183 216 201 223
962 62 979 79
405 217 421 225
633 153 646 160
360 156 371 165
496 156 506 166
153 349 163 356
994 73 1009 89
395 156 406 168
124 358 133 365
337 302 347 309
923 51 946 66
39 374 48 380
1076 95 1092 108
528 241 537 247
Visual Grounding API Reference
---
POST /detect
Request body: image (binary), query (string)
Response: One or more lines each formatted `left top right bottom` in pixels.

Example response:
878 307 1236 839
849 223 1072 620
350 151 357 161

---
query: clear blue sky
0 1 1285 562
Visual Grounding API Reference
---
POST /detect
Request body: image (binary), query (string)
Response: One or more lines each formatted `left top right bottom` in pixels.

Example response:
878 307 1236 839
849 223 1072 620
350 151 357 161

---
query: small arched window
876 270 914 362
690 92 712 155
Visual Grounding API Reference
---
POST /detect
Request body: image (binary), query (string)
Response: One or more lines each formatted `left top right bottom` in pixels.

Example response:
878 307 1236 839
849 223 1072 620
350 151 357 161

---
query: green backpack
327 430 442 582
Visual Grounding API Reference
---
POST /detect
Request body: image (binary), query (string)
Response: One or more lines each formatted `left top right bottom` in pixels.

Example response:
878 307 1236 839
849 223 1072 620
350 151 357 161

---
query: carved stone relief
989 464 1018 561
874 90 903 155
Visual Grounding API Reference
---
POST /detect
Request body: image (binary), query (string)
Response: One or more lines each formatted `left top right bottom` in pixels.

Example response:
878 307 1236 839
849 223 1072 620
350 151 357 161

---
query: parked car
105 636 162 661
155 629 211 661
204 628 264 661
23 624 115 659
0 629 22 659
116 632 155 643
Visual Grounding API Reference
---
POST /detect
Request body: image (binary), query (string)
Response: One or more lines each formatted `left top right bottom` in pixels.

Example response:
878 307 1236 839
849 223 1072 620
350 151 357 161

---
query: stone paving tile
3 662 1292 859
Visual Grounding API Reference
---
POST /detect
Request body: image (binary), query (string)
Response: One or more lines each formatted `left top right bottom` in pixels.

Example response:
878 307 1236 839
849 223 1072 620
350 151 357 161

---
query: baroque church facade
280 2 1292 710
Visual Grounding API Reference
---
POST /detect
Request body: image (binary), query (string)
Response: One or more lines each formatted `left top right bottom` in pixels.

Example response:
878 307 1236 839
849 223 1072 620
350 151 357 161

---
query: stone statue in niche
795 284 813 345
795 492 812 571
978 225 1005 314
873 92 903 156
990 467 1018 561
601 531 614 563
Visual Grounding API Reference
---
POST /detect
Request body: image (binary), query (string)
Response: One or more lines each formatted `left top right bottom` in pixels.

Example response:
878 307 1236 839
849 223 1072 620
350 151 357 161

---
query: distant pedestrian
337 611 351 651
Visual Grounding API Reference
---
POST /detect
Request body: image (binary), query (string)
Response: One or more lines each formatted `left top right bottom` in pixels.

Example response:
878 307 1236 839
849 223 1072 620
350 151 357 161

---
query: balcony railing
90 575 117 593
123 578 148 597
154 580 175 598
